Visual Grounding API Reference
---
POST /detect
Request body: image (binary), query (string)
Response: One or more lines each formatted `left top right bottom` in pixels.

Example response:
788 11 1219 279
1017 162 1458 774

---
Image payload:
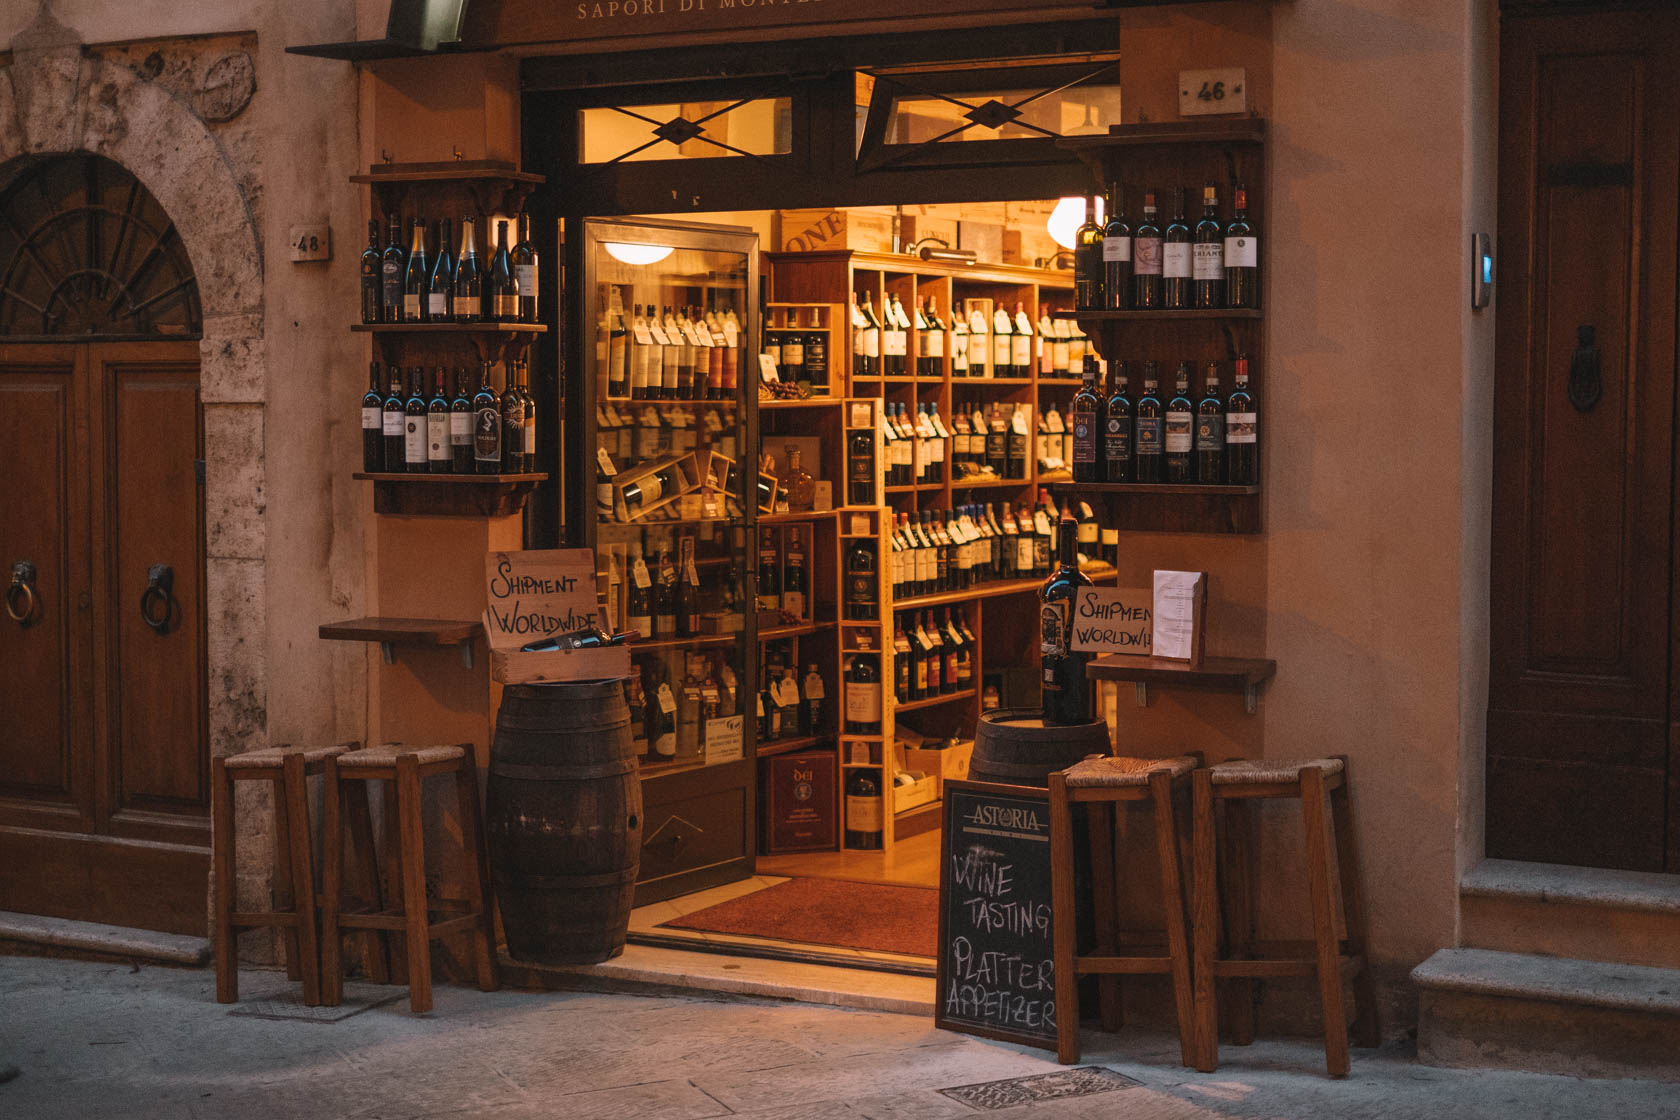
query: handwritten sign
483 549 629 683
1071 586 1153 656
935 781 1057 1050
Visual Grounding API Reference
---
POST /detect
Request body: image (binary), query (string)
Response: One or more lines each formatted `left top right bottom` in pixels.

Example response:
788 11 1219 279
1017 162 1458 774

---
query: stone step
1460 858 1680 969
1414 947 1680 1081
0 910 211 966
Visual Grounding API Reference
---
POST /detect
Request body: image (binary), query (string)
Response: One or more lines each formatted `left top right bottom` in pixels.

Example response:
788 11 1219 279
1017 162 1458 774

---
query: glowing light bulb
603 242 675 266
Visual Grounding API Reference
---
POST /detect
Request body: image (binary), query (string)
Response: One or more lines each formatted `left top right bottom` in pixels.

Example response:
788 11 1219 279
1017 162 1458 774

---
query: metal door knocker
1568 325 1601 413
140 564 176 635
6 560 37 625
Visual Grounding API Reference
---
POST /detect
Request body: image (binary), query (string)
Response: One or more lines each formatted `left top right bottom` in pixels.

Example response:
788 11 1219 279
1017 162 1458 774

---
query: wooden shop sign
482 549 632 683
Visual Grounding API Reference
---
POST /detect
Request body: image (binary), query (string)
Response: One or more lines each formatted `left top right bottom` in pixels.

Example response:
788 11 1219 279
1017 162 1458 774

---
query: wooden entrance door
1487 9 1680 871
0 340 209 933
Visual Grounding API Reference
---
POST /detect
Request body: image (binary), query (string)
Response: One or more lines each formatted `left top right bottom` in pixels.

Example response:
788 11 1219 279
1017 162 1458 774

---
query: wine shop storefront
278 0 1504 1050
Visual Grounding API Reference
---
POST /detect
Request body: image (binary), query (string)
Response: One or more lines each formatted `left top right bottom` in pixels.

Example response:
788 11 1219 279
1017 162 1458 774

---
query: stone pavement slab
2 954 1678 1119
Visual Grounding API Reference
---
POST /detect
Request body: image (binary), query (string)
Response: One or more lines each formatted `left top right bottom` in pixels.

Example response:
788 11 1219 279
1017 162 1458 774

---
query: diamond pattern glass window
580 98 793 164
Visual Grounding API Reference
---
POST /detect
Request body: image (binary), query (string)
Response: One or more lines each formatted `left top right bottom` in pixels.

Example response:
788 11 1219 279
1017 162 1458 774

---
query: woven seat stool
1190 756 1378 1077
1048 754 1200 1066
212 741 362 1006
321 742 498 1012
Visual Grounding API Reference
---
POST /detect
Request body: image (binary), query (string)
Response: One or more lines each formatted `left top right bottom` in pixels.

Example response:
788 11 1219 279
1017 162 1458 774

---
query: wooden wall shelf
353 472 548 518
351 163 546 222
354 322 546 363
352 323 547 334
1052 308 1262 323
319 616 483 668
1087 654 1276 714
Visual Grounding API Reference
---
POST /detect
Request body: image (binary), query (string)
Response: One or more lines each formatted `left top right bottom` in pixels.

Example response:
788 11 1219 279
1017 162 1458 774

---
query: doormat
225 981 402 1023
659 877 938 959
938 1068 1142 1110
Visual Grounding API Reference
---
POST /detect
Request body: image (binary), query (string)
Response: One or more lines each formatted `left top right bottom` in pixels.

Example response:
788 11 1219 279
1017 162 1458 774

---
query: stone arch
2 22 268 765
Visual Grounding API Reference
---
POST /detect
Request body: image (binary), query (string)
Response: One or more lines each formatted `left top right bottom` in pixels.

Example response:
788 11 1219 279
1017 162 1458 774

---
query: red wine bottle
1039 512 1094 725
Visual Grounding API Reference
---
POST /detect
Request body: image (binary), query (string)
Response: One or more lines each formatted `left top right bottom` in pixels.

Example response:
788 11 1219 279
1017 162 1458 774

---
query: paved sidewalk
2 954 1675 1119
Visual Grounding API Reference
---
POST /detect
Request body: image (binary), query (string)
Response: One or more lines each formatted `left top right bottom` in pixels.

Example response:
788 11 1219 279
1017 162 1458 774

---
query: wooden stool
321 743 498 1012
1190 756 1378 1077
212 741 360 1006
1048 755 1199 1066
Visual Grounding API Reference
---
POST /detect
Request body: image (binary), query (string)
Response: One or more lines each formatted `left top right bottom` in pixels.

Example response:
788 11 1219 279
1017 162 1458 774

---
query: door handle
140 563 176 635
1568 325 1601 412
6 561 37 625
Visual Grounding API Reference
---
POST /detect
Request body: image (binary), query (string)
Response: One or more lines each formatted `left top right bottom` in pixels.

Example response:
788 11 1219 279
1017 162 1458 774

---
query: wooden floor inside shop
756 829 941 887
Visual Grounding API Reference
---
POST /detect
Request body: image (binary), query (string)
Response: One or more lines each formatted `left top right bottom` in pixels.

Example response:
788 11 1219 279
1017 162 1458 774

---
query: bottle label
925 330 943 358
1040 601 1069 661
474 407 501 461
968 335 989 369
525 419 536 454
783 590 806 616
1016 537 1035 571
450 412 472 445
1227 411 1258 443
1071 410 1097 464
516 263 538 300
1135 416 1163 455
993 334 1010 367
1134 236 1163 276
1224 235 1258 268
427 413 448 459
362 406 381 430
1193 243 1223 281
456 294 481 318
845 681 882 723
1165 412 1192 453
783 340 804 364
403 293 422 319
1010 335 1031 367
863 328 880 359
846 794 883 832
428 291 448 317
405 418 425 464
1196 414 1226 451
383 410 403 437
848 572 874 603
1078 520 1098 546
1104 416 1132 462
496 295 518 319
1102 236 1131 262
1163 243 1192 279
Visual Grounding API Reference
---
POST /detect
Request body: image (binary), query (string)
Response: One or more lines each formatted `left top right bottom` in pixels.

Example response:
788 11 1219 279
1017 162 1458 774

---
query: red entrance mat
659 877 938 959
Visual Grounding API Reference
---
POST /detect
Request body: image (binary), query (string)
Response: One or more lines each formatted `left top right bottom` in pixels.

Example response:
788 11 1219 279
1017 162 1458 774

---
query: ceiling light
1047 196 1103 250
603 242 675 266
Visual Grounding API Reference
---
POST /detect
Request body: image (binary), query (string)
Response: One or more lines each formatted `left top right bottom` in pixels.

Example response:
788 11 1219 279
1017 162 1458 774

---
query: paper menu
1152 570 1207 663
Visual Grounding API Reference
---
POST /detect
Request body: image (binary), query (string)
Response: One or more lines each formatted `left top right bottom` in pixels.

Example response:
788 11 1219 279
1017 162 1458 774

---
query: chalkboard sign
935 780 1058 1050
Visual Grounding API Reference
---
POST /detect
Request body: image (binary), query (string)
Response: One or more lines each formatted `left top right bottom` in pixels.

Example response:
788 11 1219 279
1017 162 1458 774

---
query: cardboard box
892 773 939 815
903 741 973 785
777 208 896 254
761 750 838 853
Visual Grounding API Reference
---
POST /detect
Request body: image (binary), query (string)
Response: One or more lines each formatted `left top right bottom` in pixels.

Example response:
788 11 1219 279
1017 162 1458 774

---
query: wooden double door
0 340 210 934
1488 8 1680 872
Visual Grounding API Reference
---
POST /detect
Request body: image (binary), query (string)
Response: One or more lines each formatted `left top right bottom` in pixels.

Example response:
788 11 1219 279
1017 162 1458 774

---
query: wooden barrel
485 680 642 965
970 708 1110 787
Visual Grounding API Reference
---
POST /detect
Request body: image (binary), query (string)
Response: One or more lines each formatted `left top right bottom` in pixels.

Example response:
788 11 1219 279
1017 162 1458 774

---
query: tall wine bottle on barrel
1039 512 1093 725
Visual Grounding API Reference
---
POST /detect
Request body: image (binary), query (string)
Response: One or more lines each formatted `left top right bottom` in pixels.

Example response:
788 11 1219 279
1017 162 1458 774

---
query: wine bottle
848 428 876 505
1192 183 1224 309
1224 184 1258 309
427 218 454 322
519 360 537 474
1226 353 1258 485
449 367 473 473
1011 302 1034 380
360 220 382 324
860 293 883 377
1196 360 1226 485
380 217 405 323
923 299 944 380
1133 192 1163 310
454 217 482 323
675 535 698 639
490 219 518 322
845 653 883 735
844 768 883 850
1134 363 1163 483
402 218 428 323
626 540 654 637
403 366 428 473
782 527 807 616
1076 500 1100 561
1073 194 1104 311
513 212 539 323
1102 182 1132 311
519 625 636 652
361 360 384 472
500 363 524 473
1163 187 1192 310
472 362 502 474
991 303 1013 378
427 366 450 474
1165 361 1194 483
1040 512 1094 725
1103 361 1133 483
1069 360 1104 483
757 529 781 611
654 545 677 638
381 365 405 470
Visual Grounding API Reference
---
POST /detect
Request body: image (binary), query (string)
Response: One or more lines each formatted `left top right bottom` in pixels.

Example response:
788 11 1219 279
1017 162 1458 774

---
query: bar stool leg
1221 798 1256 1047
270 773 303 984
395 754 434 1014
320 757 345 1008
1331 769 1379 1049
1149 771 1197 1069
212 757 238 1004
452 753 499 992
1047 771 1081 1065
1190 769 1219 1073
282 753 323 1007
1300 766 1350 1077
343 778 390 985
1086 798 1123 1033
381 778 409 982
